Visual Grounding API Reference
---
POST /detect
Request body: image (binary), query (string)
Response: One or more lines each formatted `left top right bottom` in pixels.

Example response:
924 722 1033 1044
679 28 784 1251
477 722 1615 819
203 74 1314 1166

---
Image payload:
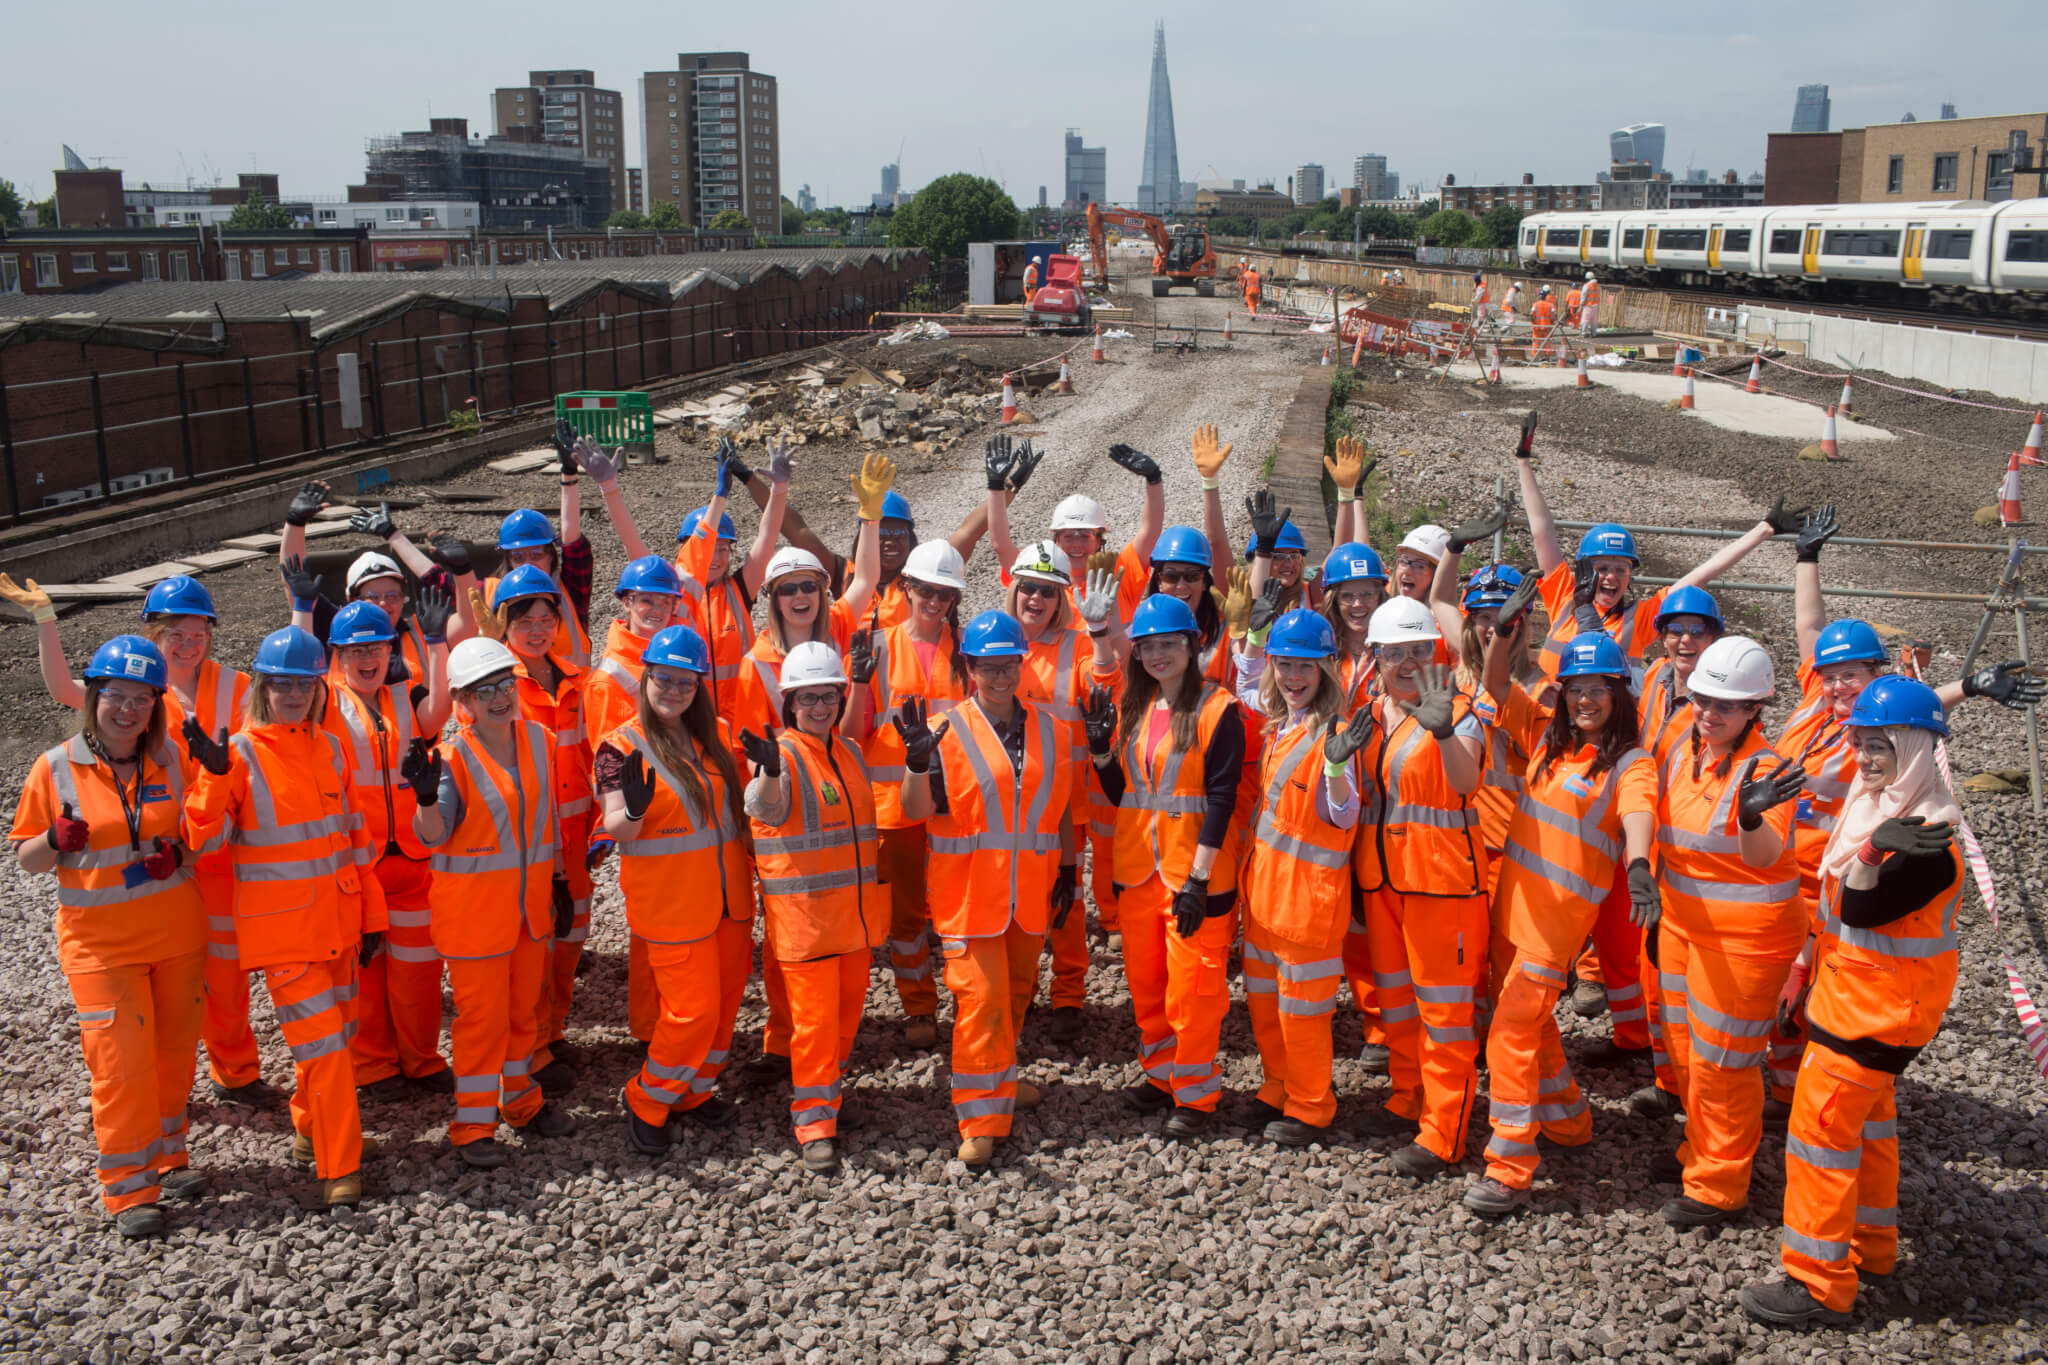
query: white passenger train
1516 199 2048 314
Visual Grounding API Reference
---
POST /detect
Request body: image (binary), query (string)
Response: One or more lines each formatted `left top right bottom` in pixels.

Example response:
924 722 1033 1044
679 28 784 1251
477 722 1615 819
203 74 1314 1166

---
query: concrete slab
1458 361 1897 443
97 561 199 588
178 548 267 571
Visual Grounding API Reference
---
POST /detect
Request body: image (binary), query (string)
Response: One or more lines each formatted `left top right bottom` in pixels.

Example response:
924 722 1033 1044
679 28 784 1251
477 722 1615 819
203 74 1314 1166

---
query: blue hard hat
1654 584 1724 631
1245 520 1308 561
677 505 738 544
141 575 217 622
880 490 914 525
328 600 397 648
84 634 168 689
1557 631 1630 680
497 508 557 552
252 625 327 679
1575 522 1639 564
961 610 1029 659
1129 594 1201 641
642 624 710 675
615 555 684 599
1461 563 1525 613
492 564 561 611
1152 525 1212 570
1266 609 1337 659
1846 674 1948 736
1813 618 1888 668
1322 542 1388 586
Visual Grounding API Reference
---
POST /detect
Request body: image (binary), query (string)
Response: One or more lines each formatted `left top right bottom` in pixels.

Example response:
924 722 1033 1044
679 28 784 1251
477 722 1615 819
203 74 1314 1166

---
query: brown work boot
1013 1081 1043 1112
957 1136 997 1170
293 1134 381 1165
904 1015 939 1050
322 1170 364 1208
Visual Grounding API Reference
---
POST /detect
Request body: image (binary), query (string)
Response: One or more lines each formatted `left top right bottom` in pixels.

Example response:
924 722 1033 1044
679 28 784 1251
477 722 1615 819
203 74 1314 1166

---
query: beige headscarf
1819 725 1965 883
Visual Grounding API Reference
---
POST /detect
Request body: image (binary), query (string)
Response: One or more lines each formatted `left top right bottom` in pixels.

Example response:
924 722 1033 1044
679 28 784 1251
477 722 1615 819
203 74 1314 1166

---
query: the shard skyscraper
1137 23 1180 214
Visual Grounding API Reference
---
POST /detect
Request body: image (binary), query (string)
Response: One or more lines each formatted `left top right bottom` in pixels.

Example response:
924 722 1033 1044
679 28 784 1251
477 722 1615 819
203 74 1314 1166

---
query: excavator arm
1087 203 1173 293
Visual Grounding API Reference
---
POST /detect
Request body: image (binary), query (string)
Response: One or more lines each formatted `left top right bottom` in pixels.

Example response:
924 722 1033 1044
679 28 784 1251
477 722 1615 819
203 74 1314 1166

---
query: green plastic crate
554 391 657 463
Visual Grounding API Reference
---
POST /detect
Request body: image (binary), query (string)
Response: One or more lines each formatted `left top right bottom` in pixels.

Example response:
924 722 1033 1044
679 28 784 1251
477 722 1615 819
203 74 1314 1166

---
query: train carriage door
1535 228 1546 263
1802 225 1821 276
1902 223 1926 282
1645 227 1657 268
1578 229 1589 264
1708 226 1722 272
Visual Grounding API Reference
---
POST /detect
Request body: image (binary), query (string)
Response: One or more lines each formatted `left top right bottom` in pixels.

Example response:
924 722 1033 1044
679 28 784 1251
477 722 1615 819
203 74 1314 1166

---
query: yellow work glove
1324 435 1365 503
1191 423 1233 484
467 585 506 641
1216 565 1253 640
0 572 56 623
851 453 897 521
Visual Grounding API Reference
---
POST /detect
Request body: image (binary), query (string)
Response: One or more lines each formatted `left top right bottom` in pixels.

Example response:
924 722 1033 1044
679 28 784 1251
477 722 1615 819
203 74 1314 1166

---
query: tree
34 198 56 227
1359 207 1404 239
223 192 295 231
886 173 1018 262
1480 202 1524 249
707 208 753 232
1417 208 1478 246
780 196 805 235
810 206 851 233
605 209 650 230
0 178 23 229
648 200 685 231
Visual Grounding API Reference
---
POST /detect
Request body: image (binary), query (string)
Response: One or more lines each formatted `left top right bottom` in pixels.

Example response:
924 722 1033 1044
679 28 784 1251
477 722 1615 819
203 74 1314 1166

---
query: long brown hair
1120 633 1206 755
636 677 750 839
81 678 167 757
1258 654 1341 730
245 673 328 726
1319 580 1383 649
1536 677 1642 781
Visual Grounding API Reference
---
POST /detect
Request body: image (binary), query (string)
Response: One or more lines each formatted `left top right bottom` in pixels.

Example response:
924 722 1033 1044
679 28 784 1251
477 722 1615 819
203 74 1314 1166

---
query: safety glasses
465 676 520 701
789 689 841 711
1375 643 1434 665
1156 566 1207 587
1014 580 1062 600
773 579 821 600
1693 696 1758 716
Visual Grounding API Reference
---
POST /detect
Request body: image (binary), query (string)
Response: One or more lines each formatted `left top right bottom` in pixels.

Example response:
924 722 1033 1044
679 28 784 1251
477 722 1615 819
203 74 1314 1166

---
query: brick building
640 52 781 234
492 70 630 212
1767 111 2047 205
1 226 371 294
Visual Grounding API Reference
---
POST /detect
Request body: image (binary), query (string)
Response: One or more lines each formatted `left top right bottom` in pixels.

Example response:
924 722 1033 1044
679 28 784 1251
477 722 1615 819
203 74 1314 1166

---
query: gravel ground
3 274 2047 1361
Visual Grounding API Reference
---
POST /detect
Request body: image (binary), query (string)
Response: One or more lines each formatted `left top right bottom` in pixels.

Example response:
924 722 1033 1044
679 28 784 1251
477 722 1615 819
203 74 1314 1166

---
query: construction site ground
2 269 2045 1362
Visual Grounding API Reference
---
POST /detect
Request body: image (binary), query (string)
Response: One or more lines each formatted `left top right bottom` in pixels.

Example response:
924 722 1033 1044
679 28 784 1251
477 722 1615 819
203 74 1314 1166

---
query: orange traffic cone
1055 356 1073 394
1679 367 1696 409
1838 374 1855 417
1092 325 1106 364
1745 353 1763 394
1556 343 1570 370
1577 353 1593 389
1820 403 1841 460
2018 410 2045 466
1321 345 1332 367
1000 374 1018 425
1672 350 1687 378
1223 311 1233 341
2000 452 2025 525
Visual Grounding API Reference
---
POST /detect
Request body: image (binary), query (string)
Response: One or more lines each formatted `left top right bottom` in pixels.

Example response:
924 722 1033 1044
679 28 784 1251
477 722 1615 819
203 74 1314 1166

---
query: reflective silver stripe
387 908 432 928
950 1066 1017 1090
1380 1003 1420 1023
1606 981 1642 1004
1521 961 1568 988
1500 840 1607 904
207 942 239 959
1174 1073 1223 1101
234 850 351 883
758 865 879 896
1245 977 1279 995
77 1006 118 1025
288 1030 349 1063
1274 955 1344 984
388 942 439 962
751 655 782 719
1415 983 1476 1003
1819 918 1958 959
275 986 349 1023
1121 690 1213 866
1863 1118 1898 1141
1686 1021 1767 1068
456 1106 500 1123
558 795 593 818
1781 1226 1852 1262
207 661 236 735
793 1082 840 1102
43 736 191 892
596 655 640 699
1856 1205 1898 1227
103 1170 161 1196
1485 1135 1538 1159
98 1140 159 1169
57 875 195 909
867 765 908 783
1374 969 1413 990
1508 748 1648 862
932 699 1063 912
1242 941 1279 967
1489 1098 1586 1125
1382 802 1479 830
1685 994 1774 1039
1278 995 1337 1016
206 915 235 932
233 812 351 848
1422 1021 1477 1042
1253 727 1351 870
953 1097 1013 1119
1662 867 1798 904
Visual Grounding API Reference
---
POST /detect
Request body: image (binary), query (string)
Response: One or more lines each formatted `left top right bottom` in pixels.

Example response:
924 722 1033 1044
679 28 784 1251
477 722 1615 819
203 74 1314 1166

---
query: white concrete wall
1741 306 2048 405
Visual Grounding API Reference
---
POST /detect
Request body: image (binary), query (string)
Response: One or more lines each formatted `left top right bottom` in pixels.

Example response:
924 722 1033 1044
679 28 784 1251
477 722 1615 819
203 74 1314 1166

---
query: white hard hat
1011 539 1072 586
1366 596 1442 646
1585 270 1596 280
448 637 519 691
902 540 967 593
1540 285 1551 294
346 551 404 595
1050 494 1109 532
779 640 847 690
1397 524 1452 563
1688 635 1776 702
763 546 827 588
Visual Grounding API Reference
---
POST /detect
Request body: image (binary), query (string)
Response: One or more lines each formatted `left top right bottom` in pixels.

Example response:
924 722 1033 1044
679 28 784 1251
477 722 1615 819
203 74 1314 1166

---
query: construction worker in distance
1464 624 1657 1217
897 610 1079 1170
1242 263 1261 318
12 636 207 1239
410 637 578 1170
1350 597 1490 1180
183 625 385 1209
0 572 271 1109
321 595 456 1104
1228 608 1372 1146
1093 594 1247 1138
1022 258 1040 307
1650 635 1806 1229
1580 271 1601 335
672 437 791 730
484 567 595 1092
1531 287 1557 362
1739 677 1965 1329
1470 273 1490 328
740 641 886 1175
1564 280 1583 332
856 539 972 1053
1500 279 1521 330
1005 543 1121 1040
597 624 755 1156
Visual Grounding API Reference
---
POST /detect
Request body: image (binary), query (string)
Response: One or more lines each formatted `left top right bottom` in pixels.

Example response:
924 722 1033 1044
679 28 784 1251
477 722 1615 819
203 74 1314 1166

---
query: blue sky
5 0 2044 209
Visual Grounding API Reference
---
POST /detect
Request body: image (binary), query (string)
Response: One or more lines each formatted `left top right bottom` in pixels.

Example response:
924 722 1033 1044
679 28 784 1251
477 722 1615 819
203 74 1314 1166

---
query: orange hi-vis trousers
1042 905 1087 1009
1658 927 1794 1210
1120 879 1235 1112
537 829 594 1065
197 859 261 1089
627 934 657 1043
1342 889 1388 1048
265 956 363 1179
1366 888 1489 1161
1482 953 1594 1189
1592 872 1651 1050
624 919 751 1127
446 936 548 1146
352 856 448 1084
880 826 938 1020
67 950 205 1212
1242 918 1346 1127
1089 824 1120 934
944 924 1042 1139
783 950 869 1142
762 933 792 1058
1780 1043 1903 1312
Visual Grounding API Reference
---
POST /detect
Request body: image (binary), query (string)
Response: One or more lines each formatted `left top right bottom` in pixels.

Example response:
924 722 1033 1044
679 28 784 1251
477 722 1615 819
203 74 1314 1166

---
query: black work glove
1083 685 1118 758
1735 756 1806 831
183 720 232 777
47 802 90 852
1626 857 1662 930
1868 815 1956 858
1496 572 1542 634
1763 495 1808 537
619 751 657 822
400 738 441 806
1795 504 1840 562
414 585 454 644
1964 660 2044 709
553 418 577 469
1410 665 1460 740
891 697 948 775
285 482 328 527
847 627 879 685
1107 442 1162 485
1323 707 1374 766
1247 578 1286 636
551 878 574 939
359 931 385 967
349 501 398 541
142 836 183 881
280 555 324 610
984 434 1018 492
1355 458 1380 499
1513 410 1538 460
1050 863 1079 930
1570 561 1605 633
429 532 473 577
1172 875 1210 939
1246 490 1291 558
1446 498 1509 554
1008 439 1045 493
740 728 782 778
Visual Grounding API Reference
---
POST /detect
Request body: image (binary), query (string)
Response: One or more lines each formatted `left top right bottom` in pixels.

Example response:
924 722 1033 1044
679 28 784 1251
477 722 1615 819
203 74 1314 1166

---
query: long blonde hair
763 572 836 654
1005 579 1073 634
1258 654 1343 729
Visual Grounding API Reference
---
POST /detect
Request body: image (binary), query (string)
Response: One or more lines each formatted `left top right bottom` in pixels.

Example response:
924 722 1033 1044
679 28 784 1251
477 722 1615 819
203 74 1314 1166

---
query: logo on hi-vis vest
141 784 170 803
1562 773 1594 798
821 783 841 807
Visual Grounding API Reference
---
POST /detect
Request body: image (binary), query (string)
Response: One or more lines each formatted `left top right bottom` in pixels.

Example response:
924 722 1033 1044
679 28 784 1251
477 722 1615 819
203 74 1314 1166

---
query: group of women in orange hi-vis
9 409 2040 1330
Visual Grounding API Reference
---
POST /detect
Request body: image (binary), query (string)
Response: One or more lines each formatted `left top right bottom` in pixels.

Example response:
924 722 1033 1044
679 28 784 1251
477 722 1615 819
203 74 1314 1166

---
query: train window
1925 230 1973 259
1523 229 1536 246
1656 229 1709 251
1769 229 1802 254
1590 229 1610 247
1720 230 1752 253
1544 228 1581 247
2006 232 2047 263
1821 230 1901 256
1622 228 1644 248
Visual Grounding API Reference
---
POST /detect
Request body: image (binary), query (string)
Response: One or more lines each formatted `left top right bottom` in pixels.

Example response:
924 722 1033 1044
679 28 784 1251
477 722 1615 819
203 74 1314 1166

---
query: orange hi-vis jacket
1018 625 1093 771
16 735 203 972
1534 562 1669 679
514 654 591 841
736 599 860 738
187 722 383 970
1638 658 1694 765
1353 692 1486 897
605 720 753 944
584 618 656 752
675 524 757 726
863 622 969 825
1532 297 1557 331
1494 738 1657 963
925 698 1071 942
1565 286 1583 319
1243 716 1354 946
1776 658 1857 915
324 678 428 861
428 720 557 960
1470 679 1546 853
1111 683 1243 895
484 572 590 670
1582 279 1601 308
1338 651 1377 718
751 728 884 961
1806 856 1964 1058
1655 728 1804 959
160 659 247 744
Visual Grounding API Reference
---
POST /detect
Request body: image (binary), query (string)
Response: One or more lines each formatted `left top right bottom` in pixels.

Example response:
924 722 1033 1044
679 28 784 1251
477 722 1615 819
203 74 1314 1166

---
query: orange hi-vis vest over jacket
484 572 591 670
1806 856 1964 1058
736 598 860 739
676 523 757 725
1495 739 1656 963
1111 683 1243 895
160 659 247 746
1582 279 1601 308
751 727 884 961
1776 658 1858 913
1244 716 1354 946
15 735 203 971
1353 692 1486 898
1655 727 1804 959
1470 679 1547 853
1017 626 1092 772
514 655 592 840
605 720 753 944
863 622 969 826
187 722 381 970
1532 297 1557 330
428 721 558 960
1535 563 1669 679
584 620 654 750
324 678 428 861
925 698 1071 943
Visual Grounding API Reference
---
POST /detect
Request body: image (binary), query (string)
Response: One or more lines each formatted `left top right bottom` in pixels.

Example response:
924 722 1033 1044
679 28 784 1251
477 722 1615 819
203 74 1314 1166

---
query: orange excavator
1086 203 1221 299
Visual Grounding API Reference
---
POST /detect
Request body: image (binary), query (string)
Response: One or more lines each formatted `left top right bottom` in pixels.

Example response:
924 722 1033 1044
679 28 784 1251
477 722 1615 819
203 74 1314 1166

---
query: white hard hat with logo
448 638 519 690
902 540 967 592
763 546 828 588
1366 596 1442 645
346 551 404 595
1398 524 1452 563
1688 636 1776 702
1050 494 1110 532
1011 540 1072 586
779 640 848 690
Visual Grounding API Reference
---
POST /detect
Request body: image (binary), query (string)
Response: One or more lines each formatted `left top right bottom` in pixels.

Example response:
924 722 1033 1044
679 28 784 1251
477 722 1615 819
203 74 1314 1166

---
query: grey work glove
1626 857 1662 930
1410 665 1460 740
